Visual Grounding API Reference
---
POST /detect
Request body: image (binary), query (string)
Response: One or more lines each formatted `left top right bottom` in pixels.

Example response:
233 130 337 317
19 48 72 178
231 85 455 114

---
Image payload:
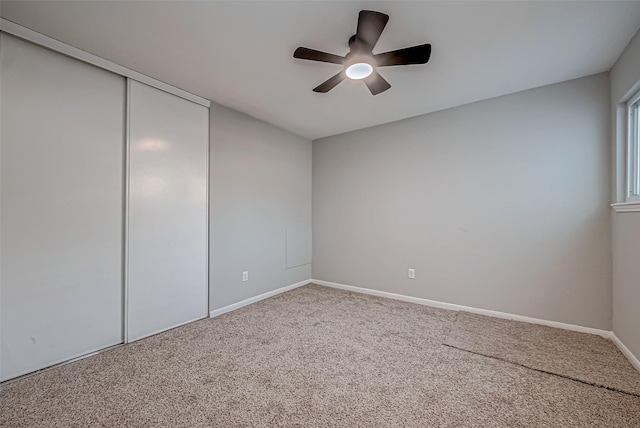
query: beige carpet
1 284 639 427
444 311 640 397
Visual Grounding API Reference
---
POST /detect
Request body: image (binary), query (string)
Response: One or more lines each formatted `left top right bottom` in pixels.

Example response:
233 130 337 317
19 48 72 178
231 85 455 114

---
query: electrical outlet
242 271 249 282
408 268 415 279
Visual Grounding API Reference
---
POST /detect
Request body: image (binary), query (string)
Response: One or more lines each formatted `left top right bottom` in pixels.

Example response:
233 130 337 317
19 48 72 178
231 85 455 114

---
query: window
627 89 640 202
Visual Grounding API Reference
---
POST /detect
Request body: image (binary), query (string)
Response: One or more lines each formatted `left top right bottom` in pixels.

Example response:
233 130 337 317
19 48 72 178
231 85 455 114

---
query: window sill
611 201 640 213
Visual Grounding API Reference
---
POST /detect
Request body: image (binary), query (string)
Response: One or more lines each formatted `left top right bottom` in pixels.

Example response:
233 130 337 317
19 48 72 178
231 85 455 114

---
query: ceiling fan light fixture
345 62 373 80
293 10 431 94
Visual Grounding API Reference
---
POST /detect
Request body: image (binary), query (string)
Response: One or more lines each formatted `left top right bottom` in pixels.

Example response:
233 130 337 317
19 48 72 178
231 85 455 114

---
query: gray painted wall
612 214 640 357
610 27 640 359
209 103 312 311
313 74 611 330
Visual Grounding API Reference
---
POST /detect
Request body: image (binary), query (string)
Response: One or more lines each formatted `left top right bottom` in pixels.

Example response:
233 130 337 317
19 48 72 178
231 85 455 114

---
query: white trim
312 279 612 338
209 279 312 318
0 18 210 108
206 97 211 318
611 334 640 374
123 79 132 344
611 201 640 212
626 87 640 202
628 89 640 112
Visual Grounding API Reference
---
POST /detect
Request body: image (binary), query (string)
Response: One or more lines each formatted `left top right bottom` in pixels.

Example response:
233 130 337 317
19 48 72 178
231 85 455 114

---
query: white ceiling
2 1 640 140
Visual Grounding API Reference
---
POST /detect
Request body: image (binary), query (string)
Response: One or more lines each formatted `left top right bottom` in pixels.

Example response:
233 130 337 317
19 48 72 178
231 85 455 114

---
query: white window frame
627 89 640 203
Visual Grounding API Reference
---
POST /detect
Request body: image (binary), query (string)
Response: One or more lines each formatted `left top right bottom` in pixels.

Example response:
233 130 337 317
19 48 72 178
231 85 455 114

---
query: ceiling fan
293 10 432 95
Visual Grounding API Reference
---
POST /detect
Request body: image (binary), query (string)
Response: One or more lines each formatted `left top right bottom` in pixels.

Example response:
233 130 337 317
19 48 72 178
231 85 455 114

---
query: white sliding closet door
127 80 208 342
0 35 125 381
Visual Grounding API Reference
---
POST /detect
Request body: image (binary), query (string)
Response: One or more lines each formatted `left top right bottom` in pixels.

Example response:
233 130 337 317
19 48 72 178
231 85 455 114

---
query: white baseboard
207 278 640 374
611 334 640 373
209 279 312 318
312 279 613 338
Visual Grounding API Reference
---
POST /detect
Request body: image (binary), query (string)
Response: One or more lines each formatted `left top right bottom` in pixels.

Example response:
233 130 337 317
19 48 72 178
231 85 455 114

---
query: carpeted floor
1 284 639 427
444 311 640 397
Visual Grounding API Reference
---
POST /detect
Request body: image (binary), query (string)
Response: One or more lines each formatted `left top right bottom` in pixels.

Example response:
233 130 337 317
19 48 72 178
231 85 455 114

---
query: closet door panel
0 35 125 381
127 80 208 342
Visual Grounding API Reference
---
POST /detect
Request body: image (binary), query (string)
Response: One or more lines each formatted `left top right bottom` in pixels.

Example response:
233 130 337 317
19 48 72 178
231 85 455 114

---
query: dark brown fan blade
294 47 344 64
313 71 347 93
356 10 389 49
363 69 391 95
374 44 432 66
